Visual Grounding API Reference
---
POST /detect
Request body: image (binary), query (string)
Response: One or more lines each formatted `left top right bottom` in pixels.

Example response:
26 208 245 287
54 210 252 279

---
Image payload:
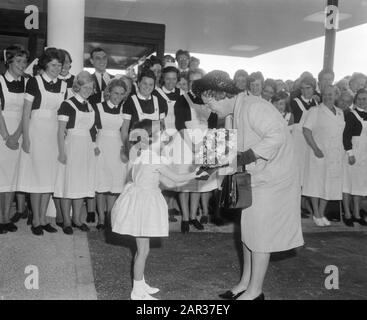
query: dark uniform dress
15 73 67 193
122 91 168 131
290 95 318 187
343 107 367 196
0 72 25 192
54 95 97 199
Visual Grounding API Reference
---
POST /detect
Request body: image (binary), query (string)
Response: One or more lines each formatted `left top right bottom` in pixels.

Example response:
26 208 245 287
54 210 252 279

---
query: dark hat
192 70 240 96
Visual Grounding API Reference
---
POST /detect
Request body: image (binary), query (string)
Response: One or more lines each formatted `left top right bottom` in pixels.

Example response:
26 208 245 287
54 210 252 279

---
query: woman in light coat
197 71 304 300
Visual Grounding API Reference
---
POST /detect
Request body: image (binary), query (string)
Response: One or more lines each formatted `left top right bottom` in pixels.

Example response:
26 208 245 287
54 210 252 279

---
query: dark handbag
219 167 252 210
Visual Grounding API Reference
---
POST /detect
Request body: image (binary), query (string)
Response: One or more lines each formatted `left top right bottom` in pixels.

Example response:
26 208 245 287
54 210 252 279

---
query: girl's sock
132 279 146 296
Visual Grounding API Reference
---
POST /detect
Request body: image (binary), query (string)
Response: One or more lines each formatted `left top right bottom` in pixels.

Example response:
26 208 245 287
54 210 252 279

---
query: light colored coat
213 93 304 252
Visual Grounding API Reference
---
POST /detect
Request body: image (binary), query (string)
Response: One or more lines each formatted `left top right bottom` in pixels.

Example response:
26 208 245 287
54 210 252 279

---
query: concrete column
47 0 85 74
323 0 339 71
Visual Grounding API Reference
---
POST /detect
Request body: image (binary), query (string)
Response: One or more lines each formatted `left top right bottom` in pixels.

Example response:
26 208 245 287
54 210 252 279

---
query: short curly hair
38 47 64 71
4 45 29 68
103 77 130 101
72 71 94 93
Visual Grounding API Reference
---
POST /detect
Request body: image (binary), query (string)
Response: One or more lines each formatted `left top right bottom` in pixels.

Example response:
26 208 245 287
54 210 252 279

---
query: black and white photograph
0 0 366 305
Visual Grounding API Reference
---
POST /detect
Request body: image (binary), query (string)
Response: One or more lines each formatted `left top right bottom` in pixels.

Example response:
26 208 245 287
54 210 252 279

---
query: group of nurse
0 45 130 235
290 71 367 227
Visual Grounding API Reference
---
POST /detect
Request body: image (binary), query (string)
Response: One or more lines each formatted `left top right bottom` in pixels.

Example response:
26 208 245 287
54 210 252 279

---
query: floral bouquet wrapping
195 128 237 180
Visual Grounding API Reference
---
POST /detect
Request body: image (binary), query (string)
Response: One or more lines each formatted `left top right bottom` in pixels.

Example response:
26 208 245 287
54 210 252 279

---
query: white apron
15 76 67 193
54 100 96 199
175 93 218 192
131 95 162 121
343 110 367 196
291 98 311 187
302 104 345 200
0 76 24 192
95 103 127 193
155 87 182 131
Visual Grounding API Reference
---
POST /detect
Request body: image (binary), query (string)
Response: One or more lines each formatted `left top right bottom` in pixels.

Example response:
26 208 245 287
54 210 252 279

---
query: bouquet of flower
195 128 237 180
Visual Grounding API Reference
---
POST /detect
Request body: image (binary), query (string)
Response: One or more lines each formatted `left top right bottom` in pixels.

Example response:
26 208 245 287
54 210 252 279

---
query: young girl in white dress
111 119 207 300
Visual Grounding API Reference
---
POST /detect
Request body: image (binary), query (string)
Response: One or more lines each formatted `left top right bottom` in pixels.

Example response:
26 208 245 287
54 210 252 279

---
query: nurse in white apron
54 71 97 235
155 66 184 221
121 69 167 163
0 45 28 234
173 86 218 232
302 85 345 227
52 49 75 227
342 89 367 227
15 48 67 236
290 76 318 216
95 78 130 231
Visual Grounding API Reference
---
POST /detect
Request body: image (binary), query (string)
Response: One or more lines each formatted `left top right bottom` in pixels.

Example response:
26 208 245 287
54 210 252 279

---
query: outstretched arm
157 165 207 183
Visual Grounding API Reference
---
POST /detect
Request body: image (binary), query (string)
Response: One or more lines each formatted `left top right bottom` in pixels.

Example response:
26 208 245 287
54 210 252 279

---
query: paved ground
0 218 96 300
88 221 367 300
1 208 366 300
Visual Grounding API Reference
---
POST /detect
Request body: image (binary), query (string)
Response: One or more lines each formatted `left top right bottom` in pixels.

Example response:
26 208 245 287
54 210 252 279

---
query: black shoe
63 226 73 235
42 224 57 233
86 212 95 223
56 221 64 228
189 219 204 230
301 212 310 219
253 293 265 300
96 224 105 231
200 216 209 224
352 217 367 226
181 221 190 233
4 222 18 232
21 208 29 219
72 222 90 232
11 212 22 223
0 224 8 234
219 290 246 300
31 225 44 236
169 215 178 222
343 216 354 227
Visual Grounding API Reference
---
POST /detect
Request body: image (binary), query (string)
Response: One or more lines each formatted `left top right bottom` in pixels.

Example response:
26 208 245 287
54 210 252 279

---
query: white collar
58 73 72 80
137 91 152 101
75 94 87 104
162 86 176 94
107 100 118 109
42 73 58 84
5 71 21 82
356 106 367 113
179 68 189 73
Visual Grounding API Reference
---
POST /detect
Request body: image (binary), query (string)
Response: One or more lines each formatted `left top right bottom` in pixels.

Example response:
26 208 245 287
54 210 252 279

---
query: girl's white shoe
313 216 326 227
321 216 331 226
143 282 160 295
130 290 158 300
